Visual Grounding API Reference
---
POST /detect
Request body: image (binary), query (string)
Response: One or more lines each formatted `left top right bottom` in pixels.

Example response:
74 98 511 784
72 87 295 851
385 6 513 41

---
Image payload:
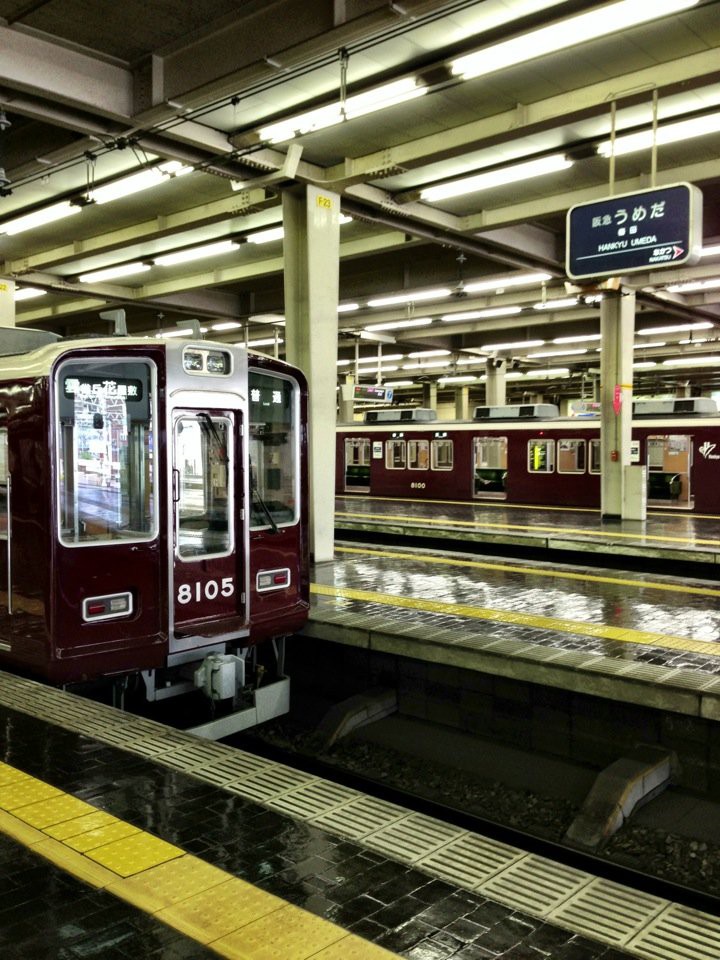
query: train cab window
0 429 7 538
249 371 300 529
386 439 406 470
589 439 602 474
528 439 554 473
175 415 233 559
431 439 453 470
56 359 157 545
408 439 429 470
557 439 586 474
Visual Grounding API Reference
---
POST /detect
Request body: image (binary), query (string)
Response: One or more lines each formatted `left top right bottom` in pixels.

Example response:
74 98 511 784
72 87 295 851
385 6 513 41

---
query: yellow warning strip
311 582 717 657
334 545 720 598
336 509 720 548
0 761 398 960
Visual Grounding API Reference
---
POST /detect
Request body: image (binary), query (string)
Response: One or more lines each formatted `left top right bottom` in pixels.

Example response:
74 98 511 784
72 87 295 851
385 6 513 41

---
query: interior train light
420 154 572 203
450 0 699 80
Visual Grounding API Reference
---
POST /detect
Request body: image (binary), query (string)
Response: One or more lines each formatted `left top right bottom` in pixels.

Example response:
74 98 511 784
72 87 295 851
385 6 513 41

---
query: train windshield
56 359 157 545
249 370 299 528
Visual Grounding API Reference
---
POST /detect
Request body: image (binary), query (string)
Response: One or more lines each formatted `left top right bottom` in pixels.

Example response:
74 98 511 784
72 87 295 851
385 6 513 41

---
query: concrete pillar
0 278 15 327
422 380 437 411
600 290 635 518
675 381 691 398
455 385 470 420
339 373 355 422
282 185 340 563
486 359 506 406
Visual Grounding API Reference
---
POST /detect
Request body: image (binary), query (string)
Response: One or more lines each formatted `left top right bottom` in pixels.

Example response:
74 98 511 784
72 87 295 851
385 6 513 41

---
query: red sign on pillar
613 385 622 415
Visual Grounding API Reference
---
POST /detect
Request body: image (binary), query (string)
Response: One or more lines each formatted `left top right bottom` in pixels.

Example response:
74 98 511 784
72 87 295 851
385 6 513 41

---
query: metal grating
311 794 408 840
191 751 274 787
480 854 592 917
628 903 720 960
551 877 667 946
363 812 465 863
226 764 316 802
418 832 525 889
266 779 359 819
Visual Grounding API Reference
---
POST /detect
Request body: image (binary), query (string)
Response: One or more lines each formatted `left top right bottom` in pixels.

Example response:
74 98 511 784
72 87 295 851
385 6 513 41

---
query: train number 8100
177 578 235 604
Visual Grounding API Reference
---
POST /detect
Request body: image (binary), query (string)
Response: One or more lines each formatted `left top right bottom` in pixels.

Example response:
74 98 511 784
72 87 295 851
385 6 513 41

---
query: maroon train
337 399 720 513
0 333 308 717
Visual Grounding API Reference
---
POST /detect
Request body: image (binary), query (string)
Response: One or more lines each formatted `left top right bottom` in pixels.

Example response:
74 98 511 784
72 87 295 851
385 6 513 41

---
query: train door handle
172 468 180 503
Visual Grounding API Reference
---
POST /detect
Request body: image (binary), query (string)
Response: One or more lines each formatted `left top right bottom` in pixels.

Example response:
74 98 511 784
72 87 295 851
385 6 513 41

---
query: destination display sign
354 384 394 402
566 183 702 280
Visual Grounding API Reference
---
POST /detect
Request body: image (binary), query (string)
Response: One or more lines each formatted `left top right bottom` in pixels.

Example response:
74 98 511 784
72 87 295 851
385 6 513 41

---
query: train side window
431 439 453 470
528 439 554 473
408 439 429 470
386 439 406 469
557 439 586 474
176 415 233 559
249 371 300 529
589 439 602 474
56 359 157 545
0 429 7 540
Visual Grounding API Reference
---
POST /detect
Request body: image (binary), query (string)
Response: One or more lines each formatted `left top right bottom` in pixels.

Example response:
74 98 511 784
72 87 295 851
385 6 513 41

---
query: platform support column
0 278 15 327
282 185 341 563
600 289 635 518
422 380 437 411
339 373 355 422
454 385 469 420
486 359 506 406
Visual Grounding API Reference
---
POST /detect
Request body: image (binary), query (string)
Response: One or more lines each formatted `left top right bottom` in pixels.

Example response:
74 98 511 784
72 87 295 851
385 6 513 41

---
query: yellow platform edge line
334 544 720 598
0 761 400 960
311 582 714 657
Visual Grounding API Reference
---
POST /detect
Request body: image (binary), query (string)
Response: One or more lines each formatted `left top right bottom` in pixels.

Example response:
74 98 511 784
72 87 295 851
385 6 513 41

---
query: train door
473 436 508 499
646 434 693 508
171 408 246 649
344 438 371 492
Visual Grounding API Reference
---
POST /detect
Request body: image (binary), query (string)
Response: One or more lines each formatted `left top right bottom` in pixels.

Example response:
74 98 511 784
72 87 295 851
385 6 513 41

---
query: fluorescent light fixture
78 262 151 283
259 77 427 143
14 287 47 301
679 337 709 344
336 359 352 367
481 339 544 351
338 303 360 313
463 272 552 293
634 341 666 349
527 367 570 378
533 297 578 311
92 161 192 205
211 321 243 331
356 354 405 364
637 322 713 335
155 240 239 266
248 337 285 347
528 348 588 358
385 380 415 387
701 245 720 258
598 110 720 158
553 334 601 344
441 306 522 323
407 349 450 358
246 226 285 244
451 0 699 80
364 318 433 332
421 154 572 203
402 360 451 370
633 361 657 369
439 375 477 384
1 200 80 236
665 277 720 293
157 325 209 338
368 288 451 308
250 313 285 324
662 356 720 366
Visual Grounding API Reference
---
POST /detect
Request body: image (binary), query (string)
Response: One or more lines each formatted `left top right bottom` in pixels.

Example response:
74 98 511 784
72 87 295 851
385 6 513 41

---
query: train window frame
0 428 7 541
557 438 586 474
527 438 555 474
431 438 453 470
174 413 234 562
589 439 602 474
408 439 429 470
55 357 159 548
249 369 301 531
385 438 406 470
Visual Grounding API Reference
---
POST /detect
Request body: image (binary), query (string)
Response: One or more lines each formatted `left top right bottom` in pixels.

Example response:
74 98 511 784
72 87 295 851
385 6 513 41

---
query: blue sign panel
566 182 702 280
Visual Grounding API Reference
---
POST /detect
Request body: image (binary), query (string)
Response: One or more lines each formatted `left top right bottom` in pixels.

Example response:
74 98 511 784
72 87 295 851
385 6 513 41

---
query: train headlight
82 592 133 622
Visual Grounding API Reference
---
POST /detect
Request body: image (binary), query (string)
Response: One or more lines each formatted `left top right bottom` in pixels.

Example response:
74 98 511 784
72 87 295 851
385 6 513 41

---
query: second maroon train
336 398 720 513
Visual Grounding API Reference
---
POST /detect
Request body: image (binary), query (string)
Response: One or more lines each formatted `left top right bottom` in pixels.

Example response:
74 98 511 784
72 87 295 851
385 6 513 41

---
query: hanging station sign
353 384 394 402
566 182 702 280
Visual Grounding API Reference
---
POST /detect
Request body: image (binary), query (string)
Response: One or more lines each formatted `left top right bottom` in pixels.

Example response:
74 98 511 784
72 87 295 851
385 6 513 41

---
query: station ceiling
1 0 720 401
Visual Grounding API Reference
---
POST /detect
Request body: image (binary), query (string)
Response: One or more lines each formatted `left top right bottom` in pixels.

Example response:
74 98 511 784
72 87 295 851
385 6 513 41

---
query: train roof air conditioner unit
364 407 437 423
632 397 718 417
472 403 560 420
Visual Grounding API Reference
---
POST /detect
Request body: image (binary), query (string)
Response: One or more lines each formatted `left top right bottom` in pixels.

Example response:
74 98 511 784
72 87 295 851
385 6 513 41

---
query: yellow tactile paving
336 545 720 598
0 808 47 847
312 934 401 960
212 902 346 960
107 854 230 912
0 761 32 787
311 582 719 657
44 808 121 840
0 776 62 809
12 792 96 828
32 836 119 889
84 830 183 876
157 876 285 943
64 819 140 852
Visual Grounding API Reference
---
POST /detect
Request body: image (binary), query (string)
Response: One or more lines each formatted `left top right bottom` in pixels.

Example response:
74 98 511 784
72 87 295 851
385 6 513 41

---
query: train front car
0 337 308 732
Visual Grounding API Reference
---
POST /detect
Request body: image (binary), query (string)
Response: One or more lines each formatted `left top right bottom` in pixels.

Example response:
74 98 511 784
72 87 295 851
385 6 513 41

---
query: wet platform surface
335 496 720 566
0 674 648 960
307 542 720 718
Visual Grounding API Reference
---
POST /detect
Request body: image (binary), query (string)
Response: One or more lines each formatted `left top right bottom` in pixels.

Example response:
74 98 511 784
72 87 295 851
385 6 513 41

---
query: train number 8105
177 578 235 604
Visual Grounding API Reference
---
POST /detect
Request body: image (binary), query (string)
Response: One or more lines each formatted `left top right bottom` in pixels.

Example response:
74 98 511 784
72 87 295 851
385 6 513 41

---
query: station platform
306 542 720 721
335 496 720 568
0 671 717 960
